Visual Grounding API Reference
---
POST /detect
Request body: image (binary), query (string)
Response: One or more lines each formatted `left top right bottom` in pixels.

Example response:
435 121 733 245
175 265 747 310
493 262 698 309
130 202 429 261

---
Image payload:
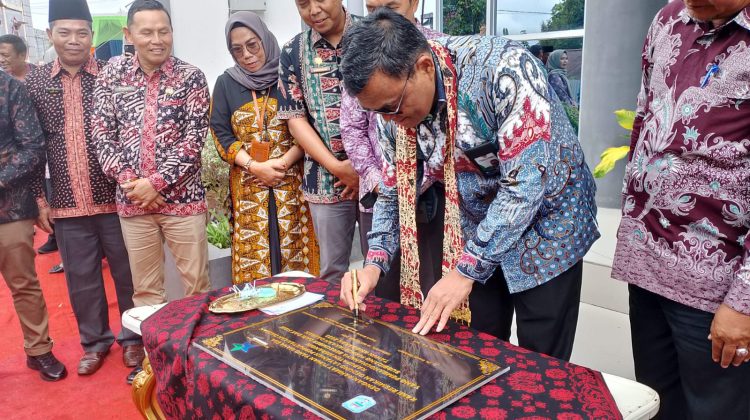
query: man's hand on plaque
340 265 380 312
412 270 474 336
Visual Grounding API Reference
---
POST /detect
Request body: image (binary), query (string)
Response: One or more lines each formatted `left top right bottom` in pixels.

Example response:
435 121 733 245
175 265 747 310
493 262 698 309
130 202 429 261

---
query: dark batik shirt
612 3 750 315
277 11 359 204
26 57 118 218
92 55 210 217
0 70 45 224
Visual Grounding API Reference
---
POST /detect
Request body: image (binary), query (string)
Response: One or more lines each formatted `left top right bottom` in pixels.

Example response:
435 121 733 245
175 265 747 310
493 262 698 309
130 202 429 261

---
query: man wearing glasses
340 9 599 361
340 0 444 303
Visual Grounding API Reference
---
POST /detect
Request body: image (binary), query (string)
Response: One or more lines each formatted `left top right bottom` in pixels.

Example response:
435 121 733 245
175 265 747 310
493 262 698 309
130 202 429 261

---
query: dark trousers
470 262 583 361
56 213 141 352
629 285 750 420
368 186 446 302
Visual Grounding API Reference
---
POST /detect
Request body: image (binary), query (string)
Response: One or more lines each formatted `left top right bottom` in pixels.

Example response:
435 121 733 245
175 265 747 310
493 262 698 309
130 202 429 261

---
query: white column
170 0 233 91
169 1 302 90
578 0 667 208
346 0 365 16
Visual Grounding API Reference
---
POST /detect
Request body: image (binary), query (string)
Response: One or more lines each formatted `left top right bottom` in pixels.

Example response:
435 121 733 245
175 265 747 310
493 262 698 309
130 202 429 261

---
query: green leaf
206 210 232 249
593 145 631 178
614 109 636 132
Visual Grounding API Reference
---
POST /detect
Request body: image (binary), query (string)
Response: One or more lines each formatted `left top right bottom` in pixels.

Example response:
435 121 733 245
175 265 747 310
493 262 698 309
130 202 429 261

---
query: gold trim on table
132 357 165 420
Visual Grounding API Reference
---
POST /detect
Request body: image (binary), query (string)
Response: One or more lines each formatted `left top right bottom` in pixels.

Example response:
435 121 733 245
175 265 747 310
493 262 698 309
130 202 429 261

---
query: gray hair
341 7 430 96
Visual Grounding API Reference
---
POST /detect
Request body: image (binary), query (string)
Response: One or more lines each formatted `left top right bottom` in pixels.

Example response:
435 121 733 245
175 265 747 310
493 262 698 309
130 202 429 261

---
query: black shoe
127 365 143 385
48 263 64 274
27 352 67 382
38 238 58 254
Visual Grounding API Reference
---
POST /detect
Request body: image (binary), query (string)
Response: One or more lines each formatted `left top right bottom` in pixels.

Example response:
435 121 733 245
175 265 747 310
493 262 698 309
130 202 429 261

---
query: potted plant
593 109 634 178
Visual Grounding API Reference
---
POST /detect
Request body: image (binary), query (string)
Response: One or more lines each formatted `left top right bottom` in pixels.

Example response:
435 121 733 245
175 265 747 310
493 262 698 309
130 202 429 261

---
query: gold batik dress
213 84 319 283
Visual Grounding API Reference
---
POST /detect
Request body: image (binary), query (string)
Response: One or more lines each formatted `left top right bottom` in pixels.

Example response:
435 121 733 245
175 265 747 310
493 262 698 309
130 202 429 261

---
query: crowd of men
0 0 748 418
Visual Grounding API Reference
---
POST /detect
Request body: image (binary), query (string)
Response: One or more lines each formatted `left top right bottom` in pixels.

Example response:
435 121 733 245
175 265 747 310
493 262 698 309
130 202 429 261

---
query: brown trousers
119 213 210 306
0 220 53 356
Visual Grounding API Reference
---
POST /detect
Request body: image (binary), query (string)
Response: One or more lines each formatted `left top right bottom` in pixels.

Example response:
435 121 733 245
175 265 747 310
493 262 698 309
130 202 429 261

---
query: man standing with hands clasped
26 0 142 378
612 1 750 418
93 0 211 308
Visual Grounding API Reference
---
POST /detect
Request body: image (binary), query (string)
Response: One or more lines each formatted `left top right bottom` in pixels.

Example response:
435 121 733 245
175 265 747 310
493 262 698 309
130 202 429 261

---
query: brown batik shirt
27 57 118 218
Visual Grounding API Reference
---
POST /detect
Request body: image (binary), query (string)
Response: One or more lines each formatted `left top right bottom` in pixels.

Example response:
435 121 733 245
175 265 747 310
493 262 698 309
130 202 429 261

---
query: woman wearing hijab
546 50 577 108
211 11 319 284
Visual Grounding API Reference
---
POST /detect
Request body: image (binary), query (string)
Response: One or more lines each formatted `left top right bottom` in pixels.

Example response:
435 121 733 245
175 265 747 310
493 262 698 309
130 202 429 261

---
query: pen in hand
351 269 359 319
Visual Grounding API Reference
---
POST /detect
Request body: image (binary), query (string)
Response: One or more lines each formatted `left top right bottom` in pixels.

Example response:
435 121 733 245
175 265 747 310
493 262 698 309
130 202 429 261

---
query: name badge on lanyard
249 90 271 163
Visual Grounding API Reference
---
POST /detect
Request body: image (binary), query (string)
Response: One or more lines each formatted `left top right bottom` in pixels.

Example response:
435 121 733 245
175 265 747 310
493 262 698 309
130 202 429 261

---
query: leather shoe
38 238 58 254
77 350 108 375
123 344 145 368
48 263 64 274
126 366 143 385
27 352 67 382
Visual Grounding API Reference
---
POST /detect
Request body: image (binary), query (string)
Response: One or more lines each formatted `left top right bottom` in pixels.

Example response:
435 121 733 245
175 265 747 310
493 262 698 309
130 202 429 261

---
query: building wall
170 0 305 91
169 1 374 90
0 0 48 64
579 0 668 209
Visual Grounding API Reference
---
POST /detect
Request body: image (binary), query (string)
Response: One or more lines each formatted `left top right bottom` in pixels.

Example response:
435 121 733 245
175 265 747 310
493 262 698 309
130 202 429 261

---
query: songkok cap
49 0 93 23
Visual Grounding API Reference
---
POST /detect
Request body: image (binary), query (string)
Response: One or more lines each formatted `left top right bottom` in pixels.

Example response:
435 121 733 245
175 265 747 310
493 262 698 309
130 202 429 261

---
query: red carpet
0 231 140 419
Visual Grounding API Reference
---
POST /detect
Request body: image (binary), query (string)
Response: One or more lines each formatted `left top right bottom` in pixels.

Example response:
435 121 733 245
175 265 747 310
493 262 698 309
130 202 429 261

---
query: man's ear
414 52 434 77
123 26 133 44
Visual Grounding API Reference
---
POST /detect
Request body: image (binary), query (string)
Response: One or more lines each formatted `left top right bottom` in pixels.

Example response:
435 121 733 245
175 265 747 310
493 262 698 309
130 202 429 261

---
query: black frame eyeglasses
360 68 413 115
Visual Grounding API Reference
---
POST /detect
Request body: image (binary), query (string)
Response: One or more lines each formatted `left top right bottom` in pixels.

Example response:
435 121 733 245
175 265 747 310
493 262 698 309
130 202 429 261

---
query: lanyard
251 89 269 134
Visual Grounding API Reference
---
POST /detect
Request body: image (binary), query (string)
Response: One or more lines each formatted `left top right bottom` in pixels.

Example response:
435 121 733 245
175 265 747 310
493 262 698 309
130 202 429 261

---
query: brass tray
209 282 306 314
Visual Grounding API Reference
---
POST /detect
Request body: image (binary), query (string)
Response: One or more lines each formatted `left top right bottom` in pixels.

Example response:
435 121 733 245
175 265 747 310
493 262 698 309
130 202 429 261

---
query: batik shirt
365 36 599 292
0 70 45 224
277 12 359 204
92 55 210 217
612 3 750 315
340 23 444 213
26 57 118 218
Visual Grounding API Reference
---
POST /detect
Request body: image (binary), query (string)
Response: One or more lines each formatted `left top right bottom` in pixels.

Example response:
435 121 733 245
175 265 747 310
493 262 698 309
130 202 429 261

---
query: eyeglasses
360 68 413 115
230 40 261 57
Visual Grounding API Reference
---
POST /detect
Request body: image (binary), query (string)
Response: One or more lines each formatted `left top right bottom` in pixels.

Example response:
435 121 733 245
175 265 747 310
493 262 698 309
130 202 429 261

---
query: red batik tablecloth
142 277 622 420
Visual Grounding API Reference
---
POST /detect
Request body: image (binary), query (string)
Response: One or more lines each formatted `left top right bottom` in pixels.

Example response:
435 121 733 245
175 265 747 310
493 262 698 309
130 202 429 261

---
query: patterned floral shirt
365 36 600 291
612 3 750 315
277 12 359 204
340 23 444 213
92 55 210 217
26 57 118 218
0 70 46 224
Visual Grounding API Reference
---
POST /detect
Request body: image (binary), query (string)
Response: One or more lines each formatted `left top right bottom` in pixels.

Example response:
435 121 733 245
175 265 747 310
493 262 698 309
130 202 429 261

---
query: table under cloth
141 277 623 420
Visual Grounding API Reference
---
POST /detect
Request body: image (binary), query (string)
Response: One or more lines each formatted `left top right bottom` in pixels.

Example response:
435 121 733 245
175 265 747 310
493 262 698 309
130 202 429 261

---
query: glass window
443 0 487 35
496 0 584 37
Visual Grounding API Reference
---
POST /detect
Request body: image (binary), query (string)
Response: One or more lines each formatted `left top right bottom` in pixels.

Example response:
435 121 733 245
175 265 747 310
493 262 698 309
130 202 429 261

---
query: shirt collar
737 7 750 32
311 8 352 47
50 56 99 78
424 52 447 123
129 53 175 78
681 5 750 33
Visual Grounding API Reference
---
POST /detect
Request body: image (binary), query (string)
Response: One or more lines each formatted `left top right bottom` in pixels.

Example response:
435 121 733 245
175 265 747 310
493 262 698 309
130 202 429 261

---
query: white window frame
484 0 584 42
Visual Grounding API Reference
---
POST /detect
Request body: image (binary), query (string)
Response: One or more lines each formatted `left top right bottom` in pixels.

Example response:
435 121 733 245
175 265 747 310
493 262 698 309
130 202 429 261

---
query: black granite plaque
194 302 508 420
